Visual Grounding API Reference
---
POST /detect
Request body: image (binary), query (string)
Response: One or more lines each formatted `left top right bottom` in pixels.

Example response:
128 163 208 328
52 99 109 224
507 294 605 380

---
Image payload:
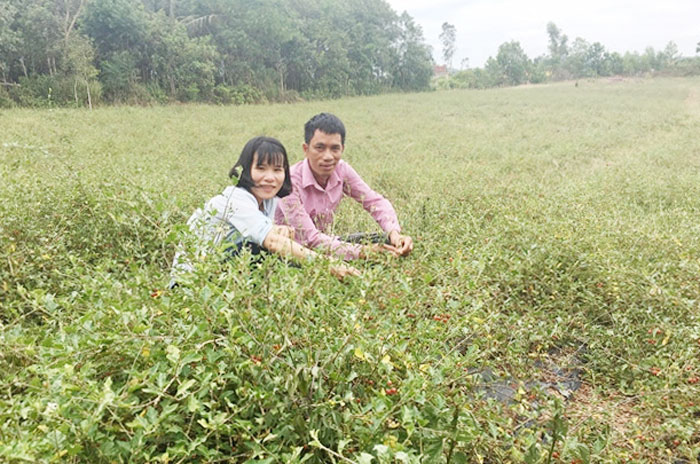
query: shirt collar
300 158 342 191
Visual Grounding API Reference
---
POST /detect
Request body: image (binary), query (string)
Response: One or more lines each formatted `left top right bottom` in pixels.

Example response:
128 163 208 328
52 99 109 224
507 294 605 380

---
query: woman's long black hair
229 136 292 198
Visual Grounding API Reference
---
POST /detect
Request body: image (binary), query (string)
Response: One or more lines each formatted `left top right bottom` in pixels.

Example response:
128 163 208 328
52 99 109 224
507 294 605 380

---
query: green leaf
424 438 443 461
176 379 196 397
523 443 539 464
166 345 181 364
575 444 591 464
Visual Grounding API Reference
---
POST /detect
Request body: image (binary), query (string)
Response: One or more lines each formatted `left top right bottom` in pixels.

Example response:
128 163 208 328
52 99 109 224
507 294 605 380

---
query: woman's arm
263 228 317 260
221 188 358 279
263 229 360 280
275 186 364 259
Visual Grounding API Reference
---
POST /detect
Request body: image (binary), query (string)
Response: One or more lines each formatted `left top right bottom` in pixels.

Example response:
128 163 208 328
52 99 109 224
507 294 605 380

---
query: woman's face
250 153 285 205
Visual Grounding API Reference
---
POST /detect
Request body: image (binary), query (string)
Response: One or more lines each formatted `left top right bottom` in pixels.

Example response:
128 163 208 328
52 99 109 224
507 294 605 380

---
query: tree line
0 0 433 107
437 22 700 90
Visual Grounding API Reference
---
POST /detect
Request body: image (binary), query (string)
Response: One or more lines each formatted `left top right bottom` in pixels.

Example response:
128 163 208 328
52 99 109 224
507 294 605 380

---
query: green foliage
82 0 150 61
494 40 531 86
393 12 434 92
146 12 219 102
99 51 142 102
440 23 700 91
2 78 700 462
3 2 698 104
211 84 267 105
670 57 700 76
0 1 19 78
7 74 100 107
0 85 14 107
0 0 434 105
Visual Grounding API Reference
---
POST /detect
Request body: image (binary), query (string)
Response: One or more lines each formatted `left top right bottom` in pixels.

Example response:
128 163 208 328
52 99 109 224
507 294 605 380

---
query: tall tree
393 12 433 91
495 40 530 85
546 22 569 79
585 42 607 76
62 33 98 107
57 0 86 44
439 22 456 69
566 37 591 77
546 22 568 59
0 1 19 82
660 40 679 67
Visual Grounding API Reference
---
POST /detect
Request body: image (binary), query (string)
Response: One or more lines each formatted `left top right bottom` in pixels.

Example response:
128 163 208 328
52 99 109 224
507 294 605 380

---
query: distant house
434 65 448 77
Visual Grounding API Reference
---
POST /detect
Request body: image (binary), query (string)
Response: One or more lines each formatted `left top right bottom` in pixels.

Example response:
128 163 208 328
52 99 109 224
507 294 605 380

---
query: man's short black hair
229 136 292 198
304 112 346 145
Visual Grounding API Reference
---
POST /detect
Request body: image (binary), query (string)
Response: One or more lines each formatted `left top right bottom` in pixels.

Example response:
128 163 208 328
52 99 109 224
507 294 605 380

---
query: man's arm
275 187 365 260
342 163 413 256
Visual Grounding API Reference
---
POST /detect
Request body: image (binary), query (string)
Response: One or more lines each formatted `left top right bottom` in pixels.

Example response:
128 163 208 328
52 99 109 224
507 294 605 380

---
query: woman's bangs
256 145 285 168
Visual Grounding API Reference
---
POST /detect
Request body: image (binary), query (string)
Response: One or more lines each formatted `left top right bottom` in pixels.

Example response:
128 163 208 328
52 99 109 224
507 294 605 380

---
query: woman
170 136 359 286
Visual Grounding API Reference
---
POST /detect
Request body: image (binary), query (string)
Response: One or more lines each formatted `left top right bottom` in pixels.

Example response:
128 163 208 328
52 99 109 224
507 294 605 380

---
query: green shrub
0 85 14 108
2 78 699 462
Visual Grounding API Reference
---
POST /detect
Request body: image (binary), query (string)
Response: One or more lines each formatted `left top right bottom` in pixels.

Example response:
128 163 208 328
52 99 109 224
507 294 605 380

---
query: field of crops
1 77 699 463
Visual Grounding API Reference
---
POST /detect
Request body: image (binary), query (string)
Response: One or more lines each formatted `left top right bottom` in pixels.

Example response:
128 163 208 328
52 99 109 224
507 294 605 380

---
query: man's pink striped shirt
275 158 401 259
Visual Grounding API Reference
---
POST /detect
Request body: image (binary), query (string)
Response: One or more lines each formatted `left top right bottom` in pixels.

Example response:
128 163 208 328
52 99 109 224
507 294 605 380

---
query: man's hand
359 243 400 259
330 263 361 280
388 230 413 256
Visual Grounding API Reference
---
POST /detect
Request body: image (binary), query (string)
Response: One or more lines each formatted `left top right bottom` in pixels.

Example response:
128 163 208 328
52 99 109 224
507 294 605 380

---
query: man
275 112 413 260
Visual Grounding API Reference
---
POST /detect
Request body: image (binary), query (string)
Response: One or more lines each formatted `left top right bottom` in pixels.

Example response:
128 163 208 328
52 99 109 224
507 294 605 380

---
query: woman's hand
264 228 360 279
272 224 295 240
330 263 361 280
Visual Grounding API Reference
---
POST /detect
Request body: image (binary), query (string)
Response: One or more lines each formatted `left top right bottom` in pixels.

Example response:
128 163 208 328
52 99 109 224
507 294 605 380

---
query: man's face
304 129 344 183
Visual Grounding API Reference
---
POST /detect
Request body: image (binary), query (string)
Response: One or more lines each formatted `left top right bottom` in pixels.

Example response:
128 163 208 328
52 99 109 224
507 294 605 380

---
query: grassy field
1 77 699 463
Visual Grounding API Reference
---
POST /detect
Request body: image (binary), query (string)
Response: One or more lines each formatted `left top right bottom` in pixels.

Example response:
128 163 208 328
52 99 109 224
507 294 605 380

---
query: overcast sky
384 0 700 68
